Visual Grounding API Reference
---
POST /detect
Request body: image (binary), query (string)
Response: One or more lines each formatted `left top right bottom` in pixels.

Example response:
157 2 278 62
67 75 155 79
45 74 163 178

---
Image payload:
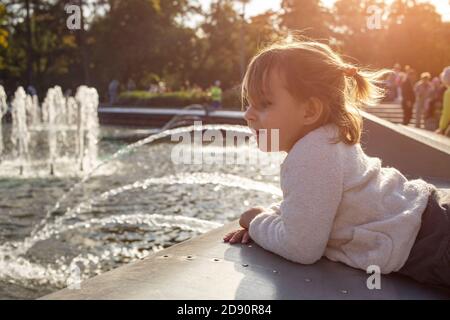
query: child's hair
241 36 391 145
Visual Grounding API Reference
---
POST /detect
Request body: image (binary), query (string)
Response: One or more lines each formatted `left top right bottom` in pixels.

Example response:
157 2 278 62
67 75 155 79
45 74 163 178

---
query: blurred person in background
414 72 433 128
401 70 416 125
436 67 450 135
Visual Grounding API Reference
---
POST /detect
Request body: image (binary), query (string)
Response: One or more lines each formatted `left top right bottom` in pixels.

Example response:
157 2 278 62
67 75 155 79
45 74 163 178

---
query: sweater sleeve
248 139 344 265
439 89 450 131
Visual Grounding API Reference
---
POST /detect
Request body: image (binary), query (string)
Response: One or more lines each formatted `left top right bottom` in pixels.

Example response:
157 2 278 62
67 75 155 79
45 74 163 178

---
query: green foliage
0 4 7 49
116 87 245 109
116 90 209 107
0 4 8 70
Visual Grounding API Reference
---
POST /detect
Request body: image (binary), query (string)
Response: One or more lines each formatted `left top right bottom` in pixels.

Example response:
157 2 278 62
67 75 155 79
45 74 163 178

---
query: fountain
0 85 99 177
0 95 284 299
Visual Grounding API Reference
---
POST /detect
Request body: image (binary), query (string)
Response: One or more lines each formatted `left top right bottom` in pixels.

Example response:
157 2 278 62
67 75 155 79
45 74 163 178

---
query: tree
88 0 199 93
384 0 450 74
331 0 388 66
194 0 279 89
0 4 8 70
280 0 332 38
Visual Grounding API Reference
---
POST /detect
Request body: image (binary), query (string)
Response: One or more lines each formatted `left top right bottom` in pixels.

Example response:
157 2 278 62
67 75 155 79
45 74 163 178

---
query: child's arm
248 141 344 265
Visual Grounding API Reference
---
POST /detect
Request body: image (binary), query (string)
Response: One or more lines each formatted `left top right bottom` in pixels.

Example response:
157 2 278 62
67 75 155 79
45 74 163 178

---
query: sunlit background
199 0 450 20
1 0 450 99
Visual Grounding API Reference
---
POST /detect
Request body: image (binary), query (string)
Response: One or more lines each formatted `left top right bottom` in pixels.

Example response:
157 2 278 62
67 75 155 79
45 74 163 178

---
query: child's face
244 69 308 153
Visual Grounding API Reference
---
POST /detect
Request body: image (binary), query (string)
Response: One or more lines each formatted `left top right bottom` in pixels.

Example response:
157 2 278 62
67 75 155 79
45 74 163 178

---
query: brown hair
241 36 390 144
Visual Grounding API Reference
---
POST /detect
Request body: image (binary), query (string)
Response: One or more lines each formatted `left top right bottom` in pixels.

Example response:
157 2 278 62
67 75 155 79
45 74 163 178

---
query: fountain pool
0 121 286 299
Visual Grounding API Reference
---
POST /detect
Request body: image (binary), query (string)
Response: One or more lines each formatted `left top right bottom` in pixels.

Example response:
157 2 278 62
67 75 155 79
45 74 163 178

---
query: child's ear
304 97 324 126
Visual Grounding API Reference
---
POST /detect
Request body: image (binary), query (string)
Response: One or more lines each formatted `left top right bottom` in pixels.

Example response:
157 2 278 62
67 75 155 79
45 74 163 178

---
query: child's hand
223 206 267 244
239 206 266 229
223 229 251 244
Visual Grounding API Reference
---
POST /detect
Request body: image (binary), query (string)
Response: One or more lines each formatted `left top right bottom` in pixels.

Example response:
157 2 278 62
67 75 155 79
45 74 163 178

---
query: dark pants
402 99 414 125
398 189 450 289
425 98 440 119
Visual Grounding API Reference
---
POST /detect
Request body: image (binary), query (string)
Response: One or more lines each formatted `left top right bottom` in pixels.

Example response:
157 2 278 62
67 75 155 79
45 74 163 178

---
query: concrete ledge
361 111 450 181
98 106 245 127
41 219 450 300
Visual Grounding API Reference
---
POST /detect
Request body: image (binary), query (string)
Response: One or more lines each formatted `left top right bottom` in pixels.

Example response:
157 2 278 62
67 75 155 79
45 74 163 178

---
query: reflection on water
0 125 285 299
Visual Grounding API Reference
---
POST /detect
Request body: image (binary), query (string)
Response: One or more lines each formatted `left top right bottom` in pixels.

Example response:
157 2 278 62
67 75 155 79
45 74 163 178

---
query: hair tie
343 66 358 77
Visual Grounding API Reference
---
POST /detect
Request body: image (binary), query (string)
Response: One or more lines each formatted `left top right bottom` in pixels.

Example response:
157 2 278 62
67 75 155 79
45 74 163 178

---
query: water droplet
242 263 249 267
272 270 278 274
304 278 311 282
341 290 348 294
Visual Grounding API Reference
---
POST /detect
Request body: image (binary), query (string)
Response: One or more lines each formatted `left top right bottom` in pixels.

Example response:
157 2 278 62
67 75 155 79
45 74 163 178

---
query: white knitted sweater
248 123 435 273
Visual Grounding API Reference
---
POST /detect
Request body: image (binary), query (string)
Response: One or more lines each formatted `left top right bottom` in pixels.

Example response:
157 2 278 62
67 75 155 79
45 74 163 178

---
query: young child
223 38 450 288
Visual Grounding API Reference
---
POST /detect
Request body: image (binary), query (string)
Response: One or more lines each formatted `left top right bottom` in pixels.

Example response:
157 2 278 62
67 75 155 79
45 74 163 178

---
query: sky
198 0 450 21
